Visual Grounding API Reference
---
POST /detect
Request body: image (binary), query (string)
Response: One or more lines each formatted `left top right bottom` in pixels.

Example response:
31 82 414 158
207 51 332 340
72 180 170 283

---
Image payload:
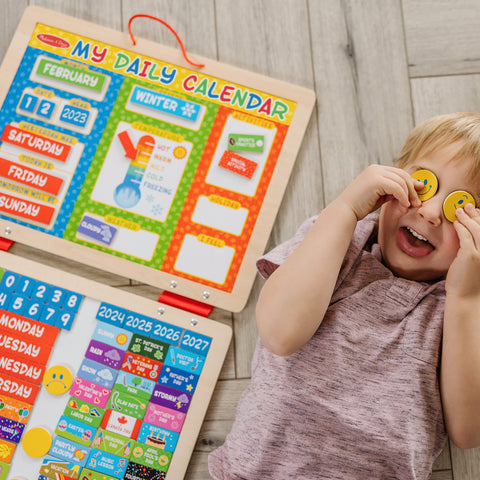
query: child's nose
417 197 442 226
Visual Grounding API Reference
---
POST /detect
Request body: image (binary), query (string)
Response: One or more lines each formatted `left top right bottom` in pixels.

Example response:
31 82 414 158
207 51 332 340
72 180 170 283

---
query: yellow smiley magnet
42 365 73 395
411 169 438 201
443 191 476 222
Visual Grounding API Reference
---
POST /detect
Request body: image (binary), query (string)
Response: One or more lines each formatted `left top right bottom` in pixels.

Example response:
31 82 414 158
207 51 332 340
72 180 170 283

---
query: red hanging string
128 14 205 69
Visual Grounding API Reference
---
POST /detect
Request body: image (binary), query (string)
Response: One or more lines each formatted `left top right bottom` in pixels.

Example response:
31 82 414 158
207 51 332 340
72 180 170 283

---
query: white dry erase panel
0 250 231 480
0 6 315 312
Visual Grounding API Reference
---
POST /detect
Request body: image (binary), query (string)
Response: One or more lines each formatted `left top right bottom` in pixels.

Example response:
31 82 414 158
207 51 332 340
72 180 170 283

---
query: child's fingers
410 181 423 207
381 176 411 208
395 168 423 207
453 220 475 254
455 207 480 250
387 168 422 208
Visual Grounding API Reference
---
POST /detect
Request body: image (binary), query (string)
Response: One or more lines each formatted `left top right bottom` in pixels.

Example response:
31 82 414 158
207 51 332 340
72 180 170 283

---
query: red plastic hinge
158 291 213 318
0 238 14 251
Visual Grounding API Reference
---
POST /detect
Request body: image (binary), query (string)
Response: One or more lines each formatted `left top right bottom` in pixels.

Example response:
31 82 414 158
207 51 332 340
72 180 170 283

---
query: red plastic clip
158 291 213 318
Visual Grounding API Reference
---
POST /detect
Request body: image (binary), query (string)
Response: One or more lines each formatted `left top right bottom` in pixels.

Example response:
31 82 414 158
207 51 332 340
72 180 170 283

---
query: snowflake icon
151 204 163 217
181 103 197 118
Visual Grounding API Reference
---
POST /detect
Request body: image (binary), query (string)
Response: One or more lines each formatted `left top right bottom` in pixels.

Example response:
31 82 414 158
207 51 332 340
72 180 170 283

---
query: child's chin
385 258 445 282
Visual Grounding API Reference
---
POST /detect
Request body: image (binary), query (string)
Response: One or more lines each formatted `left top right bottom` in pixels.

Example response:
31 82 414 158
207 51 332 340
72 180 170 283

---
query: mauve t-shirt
209 213 447 480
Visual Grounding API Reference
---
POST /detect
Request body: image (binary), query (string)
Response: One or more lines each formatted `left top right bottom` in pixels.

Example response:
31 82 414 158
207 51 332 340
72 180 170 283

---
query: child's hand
337 164 423 221
446 204 480 297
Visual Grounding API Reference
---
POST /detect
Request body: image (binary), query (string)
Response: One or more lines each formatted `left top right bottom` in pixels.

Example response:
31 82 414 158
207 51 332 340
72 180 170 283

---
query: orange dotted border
162 106 288 292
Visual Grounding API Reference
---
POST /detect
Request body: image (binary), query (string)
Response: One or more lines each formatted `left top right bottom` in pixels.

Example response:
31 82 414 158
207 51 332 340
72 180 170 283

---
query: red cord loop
128 14 205 68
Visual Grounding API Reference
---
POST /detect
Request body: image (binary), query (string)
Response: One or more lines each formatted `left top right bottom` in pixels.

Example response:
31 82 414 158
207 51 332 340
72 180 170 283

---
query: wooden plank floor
1 0 480 478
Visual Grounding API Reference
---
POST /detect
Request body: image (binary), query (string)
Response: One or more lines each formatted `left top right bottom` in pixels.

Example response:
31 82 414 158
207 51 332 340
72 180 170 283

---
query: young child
208 112 480 480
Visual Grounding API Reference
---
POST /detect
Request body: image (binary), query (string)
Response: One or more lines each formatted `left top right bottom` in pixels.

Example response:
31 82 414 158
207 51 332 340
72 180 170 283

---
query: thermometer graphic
114 131 155 208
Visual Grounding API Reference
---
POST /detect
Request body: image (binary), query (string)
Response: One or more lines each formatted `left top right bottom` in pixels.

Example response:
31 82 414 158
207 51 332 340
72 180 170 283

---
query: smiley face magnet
411 169 438 201
443 191 476 222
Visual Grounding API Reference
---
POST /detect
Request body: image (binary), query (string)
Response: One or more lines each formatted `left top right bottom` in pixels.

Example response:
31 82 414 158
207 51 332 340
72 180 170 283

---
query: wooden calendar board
0 250 231 480
0 6 315 312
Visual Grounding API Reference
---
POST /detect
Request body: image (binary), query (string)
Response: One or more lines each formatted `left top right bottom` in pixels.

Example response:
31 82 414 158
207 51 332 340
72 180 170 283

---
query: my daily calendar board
0 6 315 480
0 6 315 313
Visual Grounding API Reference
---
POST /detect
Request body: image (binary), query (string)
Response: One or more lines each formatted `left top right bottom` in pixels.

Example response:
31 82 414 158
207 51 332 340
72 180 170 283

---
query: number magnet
443 191 476 222
411 169 438 201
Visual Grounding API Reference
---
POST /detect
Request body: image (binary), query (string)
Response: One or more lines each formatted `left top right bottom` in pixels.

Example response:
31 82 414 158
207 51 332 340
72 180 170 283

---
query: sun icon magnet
411 169 438 201
443 191 476 222
43 365 73 395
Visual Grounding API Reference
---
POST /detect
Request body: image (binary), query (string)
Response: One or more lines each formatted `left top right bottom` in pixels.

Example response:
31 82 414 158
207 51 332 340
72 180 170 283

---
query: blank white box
191 196 248 235
174 234 234 285
75 213 159 261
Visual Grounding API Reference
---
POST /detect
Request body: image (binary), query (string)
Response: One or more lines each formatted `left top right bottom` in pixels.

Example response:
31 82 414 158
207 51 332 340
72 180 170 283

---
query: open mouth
396 227 434 257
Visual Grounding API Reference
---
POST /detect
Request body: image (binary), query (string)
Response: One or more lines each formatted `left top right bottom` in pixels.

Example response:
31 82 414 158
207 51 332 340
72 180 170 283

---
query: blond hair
396 113 480 183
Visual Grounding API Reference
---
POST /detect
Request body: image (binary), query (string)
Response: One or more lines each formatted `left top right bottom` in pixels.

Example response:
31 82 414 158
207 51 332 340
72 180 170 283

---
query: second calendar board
0 7 315 311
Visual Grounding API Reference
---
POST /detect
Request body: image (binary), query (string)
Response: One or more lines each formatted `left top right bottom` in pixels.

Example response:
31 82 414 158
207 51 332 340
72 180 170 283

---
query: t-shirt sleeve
256 216 317 280
256 213 379 285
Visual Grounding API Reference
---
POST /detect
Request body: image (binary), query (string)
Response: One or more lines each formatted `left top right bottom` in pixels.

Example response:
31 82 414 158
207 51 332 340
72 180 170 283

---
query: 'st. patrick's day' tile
127 334 169 362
